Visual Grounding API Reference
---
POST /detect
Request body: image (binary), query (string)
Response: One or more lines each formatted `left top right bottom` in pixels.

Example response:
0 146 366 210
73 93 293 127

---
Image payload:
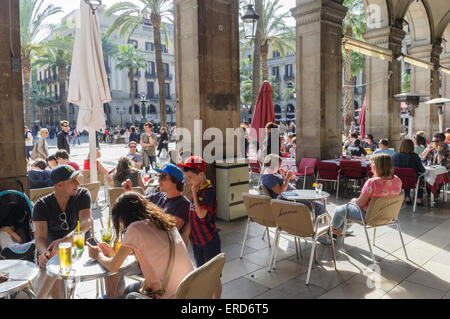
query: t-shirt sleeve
361 179 374 198
122 223 139 250
78 188 92 211
174 197 190 223
199 188 216 213
32 199 48 222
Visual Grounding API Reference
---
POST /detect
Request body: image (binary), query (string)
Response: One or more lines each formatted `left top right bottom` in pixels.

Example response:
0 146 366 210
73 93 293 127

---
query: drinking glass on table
101 228 112 245
59 242 72 275
72 232 85 259
314 183 323 195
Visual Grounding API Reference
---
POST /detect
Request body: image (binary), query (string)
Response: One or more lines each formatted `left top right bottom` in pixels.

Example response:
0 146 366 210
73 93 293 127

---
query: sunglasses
59 211 69 231
432 140 439 143
129 146 136 148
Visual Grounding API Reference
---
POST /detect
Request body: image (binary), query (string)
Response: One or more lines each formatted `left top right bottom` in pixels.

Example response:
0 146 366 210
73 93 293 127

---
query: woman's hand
121 179 133 192
279 168 286 176
87 242 102 260
98 242 114 258
286 170 295 180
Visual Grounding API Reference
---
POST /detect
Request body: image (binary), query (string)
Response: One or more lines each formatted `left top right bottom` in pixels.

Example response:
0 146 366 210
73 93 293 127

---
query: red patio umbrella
250 81 275 144
358 97 366 139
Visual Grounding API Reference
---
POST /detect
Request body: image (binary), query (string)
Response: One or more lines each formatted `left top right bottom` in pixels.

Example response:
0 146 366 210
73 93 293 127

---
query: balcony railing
283 74 295 81
145 72 157 79
133 71 141 77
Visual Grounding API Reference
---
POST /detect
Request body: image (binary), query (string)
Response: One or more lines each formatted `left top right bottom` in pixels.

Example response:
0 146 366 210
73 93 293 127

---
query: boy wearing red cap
178 156 222 298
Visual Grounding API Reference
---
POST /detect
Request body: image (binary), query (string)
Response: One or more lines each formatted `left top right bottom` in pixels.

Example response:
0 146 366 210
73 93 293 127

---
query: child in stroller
0 190 35 262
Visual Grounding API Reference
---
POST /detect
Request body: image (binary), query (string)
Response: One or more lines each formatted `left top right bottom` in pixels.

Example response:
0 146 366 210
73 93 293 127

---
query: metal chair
108 187 145 213
269 199 337 285
394 167 427 212
126 253 226 299
339 160 366 196
80 182 101 205
241 194 277 260
342 194 408 265
294 158 318 189
29 186 54 204
316 161 340 199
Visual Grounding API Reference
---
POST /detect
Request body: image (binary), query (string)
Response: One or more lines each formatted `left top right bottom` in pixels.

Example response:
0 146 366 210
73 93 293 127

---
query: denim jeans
332 203 366 231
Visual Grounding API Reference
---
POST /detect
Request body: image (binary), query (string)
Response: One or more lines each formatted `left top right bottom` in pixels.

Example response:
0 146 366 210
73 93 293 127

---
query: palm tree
343 0 366 136
104 0 173 127
20 0 62 127
36 34 74 122
114 44 148 123
30 85 56 127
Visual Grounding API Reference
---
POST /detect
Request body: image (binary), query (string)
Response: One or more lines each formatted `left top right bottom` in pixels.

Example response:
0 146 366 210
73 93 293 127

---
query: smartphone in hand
86 237 98 246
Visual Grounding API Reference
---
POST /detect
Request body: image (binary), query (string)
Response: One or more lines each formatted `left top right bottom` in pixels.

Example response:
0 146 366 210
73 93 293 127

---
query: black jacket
392 152 425 175
57 131 70 154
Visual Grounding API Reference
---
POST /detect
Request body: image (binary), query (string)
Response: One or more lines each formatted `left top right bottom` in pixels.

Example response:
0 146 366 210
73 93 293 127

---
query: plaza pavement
17 141 450 299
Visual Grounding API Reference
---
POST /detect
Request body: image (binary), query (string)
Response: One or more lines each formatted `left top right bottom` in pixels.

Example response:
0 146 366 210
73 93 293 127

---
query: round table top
46 248 136 281
0 259 40 298
281 189 330 201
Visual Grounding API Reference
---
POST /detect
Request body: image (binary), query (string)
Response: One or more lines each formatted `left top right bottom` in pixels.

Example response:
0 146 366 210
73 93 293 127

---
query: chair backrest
365 194 404 227
180 222 190 248
394 168 418 190
80 182 101 204
317 161 339 180
339 160 364 178
270 199 315 238
82 170 105 186
298 158 318 175
175 252 226 299
108 187 145 211
242 193 277 227
29 186 54 203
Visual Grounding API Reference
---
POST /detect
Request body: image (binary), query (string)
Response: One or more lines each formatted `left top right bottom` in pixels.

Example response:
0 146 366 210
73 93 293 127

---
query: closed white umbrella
68 0 111 183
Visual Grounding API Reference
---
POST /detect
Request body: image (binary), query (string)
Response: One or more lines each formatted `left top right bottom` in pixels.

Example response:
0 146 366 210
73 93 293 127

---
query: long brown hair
371 153 394 178
115 156 138 183
111 192 176 241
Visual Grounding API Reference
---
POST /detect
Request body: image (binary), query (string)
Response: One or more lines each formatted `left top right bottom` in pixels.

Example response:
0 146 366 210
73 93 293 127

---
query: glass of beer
73 232 85 259
101 228 112 245
59 242 72 275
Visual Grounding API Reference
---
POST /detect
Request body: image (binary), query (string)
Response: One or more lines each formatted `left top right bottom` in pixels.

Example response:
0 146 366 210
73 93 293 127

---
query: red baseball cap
177 156 206 172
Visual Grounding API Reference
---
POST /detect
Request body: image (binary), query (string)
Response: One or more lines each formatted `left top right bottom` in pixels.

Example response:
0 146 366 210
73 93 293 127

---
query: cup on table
73 232 85 259
101 229 112 245
315 183 323 195
59 242 72 275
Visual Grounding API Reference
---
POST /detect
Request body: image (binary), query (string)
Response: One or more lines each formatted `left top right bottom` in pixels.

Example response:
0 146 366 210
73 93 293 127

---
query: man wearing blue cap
32 165 93 299
122 163 189 233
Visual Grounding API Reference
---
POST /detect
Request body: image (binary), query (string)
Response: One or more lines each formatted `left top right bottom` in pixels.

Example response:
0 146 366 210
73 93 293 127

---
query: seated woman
87 192 194 299
331 153 402 236
392 139 425 205
260 154 325 217
109 157 149 191
413 134 427 157
83 148 109 176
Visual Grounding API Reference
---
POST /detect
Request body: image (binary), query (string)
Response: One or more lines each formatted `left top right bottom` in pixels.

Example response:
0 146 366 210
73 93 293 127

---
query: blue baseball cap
154 163 184 183
50 164 81 185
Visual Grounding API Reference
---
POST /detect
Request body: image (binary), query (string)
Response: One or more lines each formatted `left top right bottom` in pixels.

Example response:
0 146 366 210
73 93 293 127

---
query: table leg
61 279 68 299
23 286 36 299
430 192 435 208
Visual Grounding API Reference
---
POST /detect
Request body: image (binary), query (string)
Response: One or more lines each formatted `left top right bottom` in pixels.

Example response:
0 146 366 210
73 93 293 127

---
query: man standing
57 120 71 154
140 122 158 172
33 165 92 299
24 126 34 160
126 141 143 169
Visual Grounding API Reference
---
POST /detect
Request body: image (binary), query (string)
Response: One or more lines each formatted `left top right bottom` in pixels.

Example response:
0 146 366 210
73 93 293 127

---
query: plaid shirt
424 143 449 168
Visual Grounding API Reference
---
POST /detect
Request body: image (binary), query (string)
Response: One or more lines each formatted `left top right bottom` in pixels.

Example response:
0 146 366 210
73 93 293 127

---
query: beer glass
59 242 72 275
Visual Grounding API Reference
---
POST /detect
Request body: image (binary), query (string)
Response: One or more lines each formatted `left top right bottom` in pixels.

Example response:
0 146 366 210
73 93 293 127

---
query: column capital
291 0 347 29
363 26 405 53
409 43 443 64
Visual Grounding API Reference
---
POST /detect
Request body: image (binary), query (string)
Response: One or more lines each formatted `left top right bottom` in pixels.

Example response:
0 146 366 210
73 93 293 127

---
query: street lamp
116 107 126 127
140 94 149 120
394 93 429 138
241 3 259 40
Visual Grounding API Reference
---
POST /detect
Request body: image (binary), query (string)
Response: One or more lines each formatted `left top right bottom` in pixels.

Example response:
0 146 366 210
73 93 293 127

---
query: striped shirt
189 182 218 246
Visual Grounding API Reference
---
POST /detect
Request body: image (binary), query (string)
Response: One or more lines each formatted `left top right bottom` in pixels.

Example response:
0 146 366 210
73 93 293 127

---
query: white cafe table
0 259 39 299
281 189 330 220
46 247 136 299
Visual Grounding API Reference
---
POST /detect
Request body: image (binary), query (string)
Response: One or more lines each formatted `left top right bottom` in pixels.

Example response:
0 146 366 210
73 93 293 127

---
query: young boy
178 156 222 298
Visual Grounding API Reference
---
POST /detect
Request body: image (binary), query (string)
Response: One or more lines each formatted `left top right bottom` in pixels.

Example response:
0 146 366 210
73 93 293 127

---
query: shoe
317 236 334 245
345 229 354 236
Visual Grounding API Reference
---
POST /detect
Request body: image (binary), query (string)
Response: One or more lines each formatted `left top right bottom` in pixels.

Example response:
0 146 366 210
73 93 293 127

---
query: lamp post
425 97 450 133
394 93 429 138
140 95 149 121
241 2 259 40
116 107 125 127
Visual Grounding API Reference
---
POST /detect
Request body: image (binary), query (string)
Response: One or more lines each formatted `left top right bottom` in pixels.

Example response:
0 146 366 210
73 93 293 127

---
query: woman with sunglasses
110 157 150 191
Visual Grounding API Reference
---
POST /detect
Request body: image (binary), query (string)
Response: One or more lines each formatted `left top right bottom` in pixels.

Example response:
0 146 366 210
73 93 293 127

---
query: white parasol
68 0 111 183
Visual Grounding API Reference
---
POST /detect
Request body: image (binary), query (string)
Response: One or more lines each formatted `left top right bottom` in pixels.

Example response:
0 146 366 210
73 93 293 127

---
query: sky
44 0 297 26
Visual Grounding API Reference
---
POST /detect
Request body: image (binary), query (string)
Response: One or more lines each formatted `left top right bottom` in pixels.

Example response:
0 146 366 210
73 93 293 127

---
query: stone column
364 26 405 150
174 0 240 174
409 43 442 138
291 0 347 161
0 0 29 193
440 54 450 130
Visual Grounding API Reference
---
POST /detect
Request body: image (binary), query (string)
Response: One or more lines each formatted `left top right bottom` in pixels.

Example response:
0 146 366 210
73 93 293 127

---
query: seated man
33 165 93 299
344 132 359 150
47 155 59 169
126 141 143 169
363 134 378 152
346 139 367 157
28 159 52 189
373 138 396 157
122 163 189 232
55 149 80 171
260 154 331 244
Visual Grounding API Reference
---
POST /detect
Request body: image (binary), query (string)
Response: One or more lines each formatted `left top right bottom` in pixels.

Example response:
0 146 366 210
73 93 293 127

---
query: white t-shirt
25 131 33 146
